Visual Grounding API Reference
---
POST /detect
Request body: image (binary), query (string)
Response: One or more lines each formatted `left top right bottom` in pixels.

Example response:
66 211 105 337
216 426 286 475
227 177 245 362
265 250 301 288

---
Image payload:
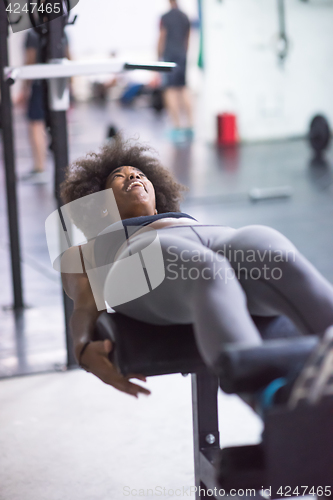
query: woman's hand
80 339 151 398
61 259 150 398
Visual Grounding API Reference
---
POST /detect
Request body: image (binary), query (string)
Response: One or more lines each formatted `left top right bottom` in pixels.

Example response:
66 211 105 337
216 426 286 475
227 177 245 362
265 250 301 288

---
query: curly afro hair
60 136 188 238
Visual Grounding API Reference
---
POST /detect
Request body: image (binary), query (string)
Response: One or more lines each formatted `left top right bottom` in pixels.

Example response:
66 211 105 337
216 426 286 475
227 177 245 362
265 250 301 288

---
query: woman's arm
61 248 151 398
61 267 100 361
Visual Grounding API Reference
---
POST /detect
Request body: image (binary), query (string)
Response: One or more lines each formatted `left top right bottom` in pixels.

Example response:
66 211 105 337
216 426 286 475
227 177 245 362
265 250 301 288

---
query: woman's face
105 166 157 220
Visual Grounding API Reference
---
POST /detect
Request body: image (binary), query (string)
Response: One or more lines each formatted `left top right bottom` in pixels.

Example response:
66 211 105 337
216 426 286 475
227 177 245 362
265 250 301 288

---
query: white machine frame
4 58 175 110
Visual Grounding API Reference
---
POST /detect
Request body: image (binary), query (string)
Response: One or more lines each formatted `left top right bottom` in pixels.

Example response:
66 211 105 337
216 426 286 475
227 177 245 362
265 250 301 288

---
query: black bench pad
95 312 317 391
95 312 204 376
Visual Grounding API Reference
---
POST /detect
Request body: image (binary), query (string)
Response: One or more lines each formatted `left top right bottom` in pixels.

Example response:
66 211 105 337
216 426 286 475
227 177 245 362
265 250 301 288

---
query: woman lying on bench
60 136 333 398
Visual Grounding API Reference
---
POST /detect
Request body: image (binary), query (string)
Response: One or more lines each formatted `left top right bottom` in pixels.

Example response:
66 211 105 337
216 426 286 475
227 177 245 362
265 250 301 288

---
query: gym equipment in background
217 113 238 146
106 125 118 141
151 87 164 112
276 0 289 65
308 114 331 157
249 186 293 202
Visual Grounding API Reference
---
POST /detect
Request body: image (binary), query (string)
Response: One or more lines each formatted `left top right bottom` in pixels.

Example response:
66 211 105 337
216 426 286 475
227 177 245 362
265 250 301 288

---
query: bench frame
192 370 223 499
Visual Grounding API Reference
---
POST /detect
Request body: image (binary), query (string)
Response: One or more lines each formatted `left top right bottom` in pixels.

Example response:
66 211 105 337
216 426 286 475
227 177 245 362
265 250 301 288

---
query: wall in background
201 0 333 142
68 0 198 59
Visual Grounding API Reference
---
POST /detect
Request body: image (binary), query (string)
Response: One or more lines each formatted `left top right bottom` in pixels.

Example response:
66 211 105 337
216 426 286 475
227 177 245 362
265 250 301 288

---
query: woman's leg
202 225 333 336
111 227 262 367
110 224 333 368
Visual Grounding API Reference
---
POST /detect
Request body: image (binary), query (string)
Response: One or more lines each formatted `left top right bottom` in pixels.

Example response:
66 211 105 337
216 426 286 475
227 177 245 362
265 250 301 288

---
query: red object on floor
217 113 238 145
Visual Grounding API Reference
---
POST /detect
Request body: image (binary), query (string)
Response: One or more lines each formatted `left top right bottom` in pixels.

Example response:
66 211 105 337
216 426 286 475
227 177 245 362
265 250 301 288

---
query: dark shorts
163 54 187 88
27 82 45 121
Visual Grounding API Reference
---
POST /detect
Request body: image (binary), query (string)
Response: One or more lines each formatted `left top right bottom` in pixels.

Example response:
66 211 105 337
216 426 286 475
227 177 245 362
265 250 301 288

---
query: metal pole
0 2 24 309
192 370 220 499
46 13 75 367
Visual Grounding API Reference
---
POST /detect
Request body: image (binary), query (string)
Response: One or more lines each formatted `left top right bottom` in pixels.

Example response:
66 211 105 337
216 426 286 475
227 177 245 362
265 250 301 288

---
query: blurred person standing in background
19 29 69 184
158 0 194 143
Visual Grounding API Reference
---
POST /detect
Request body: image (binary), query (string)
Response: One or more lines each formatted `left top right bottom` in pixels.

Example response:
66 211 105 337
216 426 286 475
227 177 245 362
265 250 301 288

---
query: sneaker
20 170 49 184
169 128 187 144
184 127 194 141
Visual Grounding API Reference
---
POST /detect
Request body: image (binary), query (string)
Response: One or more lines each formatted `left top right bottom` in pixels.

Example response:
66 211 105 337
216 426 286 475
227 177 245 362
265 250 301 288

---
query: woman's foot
288 326 333 409
168 128 186 144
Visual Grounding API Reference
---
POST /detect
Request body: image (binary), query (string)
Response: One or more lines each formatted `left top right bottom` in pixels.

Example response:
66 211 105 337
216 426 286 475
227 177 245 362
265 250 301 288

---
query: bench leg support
192 370 223 499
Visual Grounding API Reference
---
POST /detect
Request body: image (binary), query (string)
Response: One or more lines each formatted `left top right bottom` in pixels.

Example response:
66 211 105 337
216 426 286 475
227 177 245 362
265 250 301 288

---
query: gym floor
1 100 332 499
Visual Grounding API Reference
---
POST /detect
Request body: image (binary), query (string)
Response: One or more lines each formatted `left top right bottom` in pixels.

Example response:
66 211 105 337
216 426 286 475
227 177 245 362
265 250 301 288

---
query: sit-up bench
95 313 333 499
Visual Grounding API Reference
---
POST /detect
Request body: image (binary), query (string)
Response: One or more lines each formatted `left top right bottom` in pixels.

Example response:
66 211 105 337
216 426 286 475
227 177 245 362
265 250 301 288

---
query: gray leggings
112 225 333 368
